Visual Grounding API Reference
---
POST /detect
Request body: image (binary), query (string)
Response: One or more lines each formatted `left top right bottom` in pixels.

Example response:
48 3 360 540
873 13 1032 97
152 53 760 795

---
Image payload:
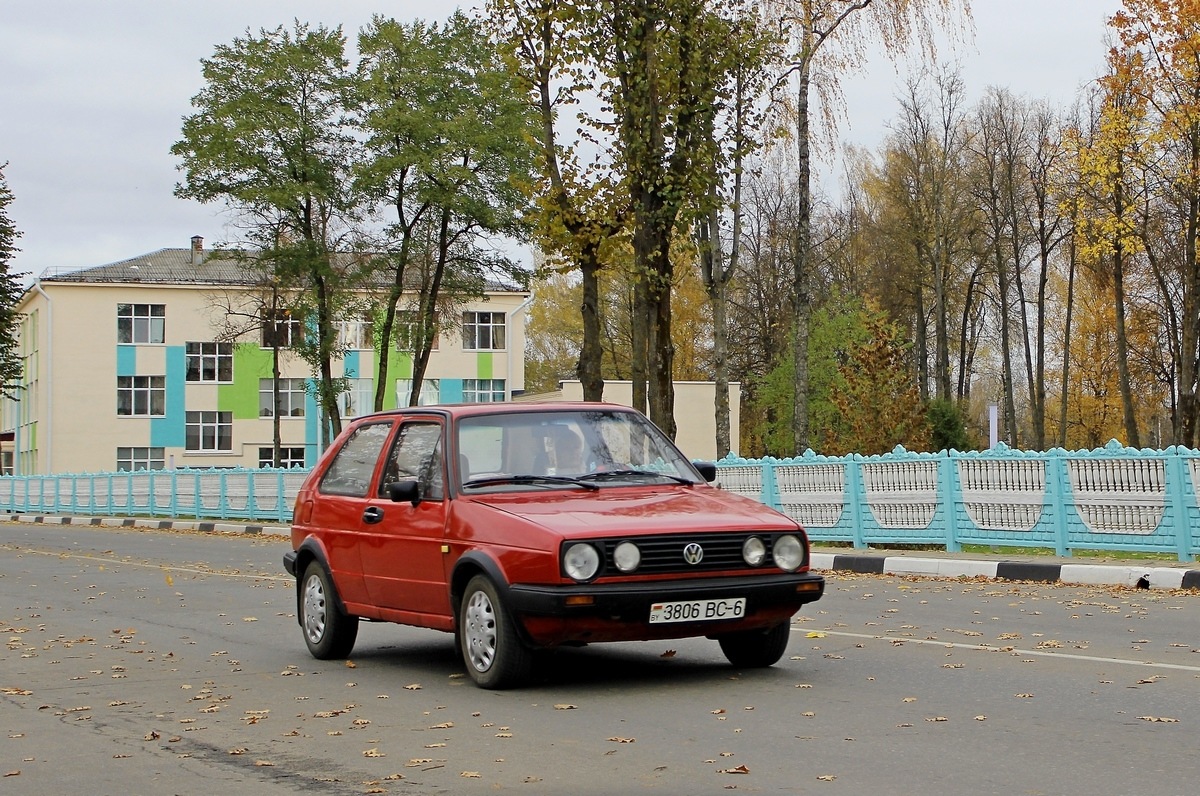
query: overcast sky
1 0 1123 280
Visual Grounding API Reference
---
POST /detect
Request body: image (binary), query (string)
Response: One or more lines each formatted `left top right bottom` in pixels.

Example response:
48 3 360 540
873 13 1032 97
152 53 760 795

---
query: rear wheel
300 561 358 660
459 575 532 689
717 622 791 668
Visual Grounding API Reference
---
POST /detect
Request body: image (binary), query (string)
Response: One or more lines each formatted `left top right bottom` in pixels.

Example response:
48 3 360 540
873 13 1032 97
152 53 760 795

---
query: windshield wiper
462 474 599 491
577 469 694 485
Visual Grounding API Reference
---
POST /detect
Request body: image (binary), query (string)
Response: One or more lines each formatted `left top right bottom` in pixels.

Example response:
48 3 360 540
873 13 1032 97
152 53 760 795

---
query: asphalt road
1 522 1197 796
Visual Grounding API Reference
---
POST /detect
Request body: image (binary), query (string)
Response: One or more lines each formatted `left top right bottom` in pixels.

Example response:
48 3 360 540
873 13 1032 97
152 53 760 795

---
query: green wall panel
220 344 273 419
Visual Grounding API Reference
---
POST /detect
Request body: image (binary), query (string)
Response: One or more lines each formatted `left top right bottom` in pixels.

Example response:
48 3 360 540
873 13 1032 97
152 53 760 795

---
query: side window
381 422 444 501
319 422 393 497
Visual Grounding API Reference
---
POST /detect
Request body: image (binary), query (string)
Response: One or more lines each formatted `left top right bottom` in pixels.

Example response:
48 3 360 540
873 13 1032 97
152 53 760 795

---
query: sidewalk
7 513 1200 591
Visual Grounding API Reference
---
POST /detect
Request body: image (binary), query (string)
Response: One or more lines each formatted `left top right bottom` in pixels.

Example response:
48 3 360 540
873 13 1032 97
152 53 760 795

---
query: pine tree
0 164 26 400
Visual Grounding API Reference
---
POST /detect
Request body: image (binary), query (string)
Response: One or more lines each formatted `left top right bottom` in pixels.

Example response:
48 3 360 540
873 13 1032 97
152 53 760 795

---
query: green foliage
926 398 975 452
0 165 25 400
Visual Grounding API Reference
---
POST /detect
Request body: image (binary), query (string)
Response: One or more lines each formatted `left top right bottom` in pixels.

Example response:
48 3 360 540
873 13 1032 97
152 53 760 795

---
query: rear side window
319 422 394 497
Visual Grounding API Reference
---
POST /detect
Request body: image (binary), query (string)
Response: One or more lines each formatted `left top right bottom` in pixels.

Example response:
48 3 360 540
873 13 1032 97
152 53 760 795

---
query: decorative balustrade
715 440 1199 562
2 440 1197 561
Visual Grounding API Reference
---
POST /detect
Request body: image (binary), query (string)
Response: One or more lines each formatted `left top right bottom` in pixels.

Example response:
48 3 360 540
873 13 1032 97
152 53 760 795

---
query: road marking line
810 629 1200 673
2 545 289 581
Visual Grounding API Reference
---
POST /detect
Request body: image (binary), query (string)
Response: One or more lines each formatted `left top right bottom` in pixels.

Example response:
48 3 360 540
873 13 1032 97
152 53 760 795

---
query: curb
6 513 290 538
810 552 1200 590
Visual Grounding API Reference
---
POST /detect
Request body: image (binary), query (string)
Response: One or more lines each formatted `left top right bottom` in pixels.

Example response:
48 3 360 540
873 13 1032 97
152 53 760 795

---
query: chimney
190 235 204 264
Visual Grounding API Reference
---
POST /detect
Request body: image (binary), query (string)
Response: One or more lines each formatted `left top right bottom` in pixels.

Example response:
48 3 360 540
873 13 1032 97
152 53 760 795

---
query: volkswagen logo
682 542 704 565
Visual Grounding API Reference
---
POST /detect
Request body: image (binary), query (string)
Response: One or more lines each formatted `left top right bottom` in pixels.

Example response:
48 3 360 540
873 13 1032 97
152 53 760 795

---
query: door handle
362 506 384 524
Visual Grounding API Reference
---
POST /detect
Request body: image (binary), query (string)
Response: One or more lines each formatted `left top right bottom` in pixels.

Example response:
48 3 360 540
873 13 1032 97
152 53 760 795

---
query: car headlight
613 541 641 573
772 534 804 572
742 536 767 566
563 542 601 581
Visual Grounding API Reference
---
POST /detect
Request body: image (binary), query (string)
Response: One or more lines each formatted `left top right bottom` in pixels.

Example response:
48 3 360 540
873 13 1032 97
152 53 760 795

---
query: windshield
456 409 701 491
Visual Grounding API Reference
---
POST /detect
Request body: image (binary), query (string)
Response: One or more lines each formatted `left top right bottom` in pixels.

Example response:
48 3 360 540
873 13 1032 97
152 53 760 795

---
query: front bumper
506 571 824 646
507 571 824 620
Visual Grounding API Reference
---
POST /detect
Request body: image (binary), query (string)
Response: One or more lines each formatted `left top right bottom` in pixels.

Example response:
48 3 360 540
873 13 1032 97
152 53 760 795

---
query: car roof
354 401 636 421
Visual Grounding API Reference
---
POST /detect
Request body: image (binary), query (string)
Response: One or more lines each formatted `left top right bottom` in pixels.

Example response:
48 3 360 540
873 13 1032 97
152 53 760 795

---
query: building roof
34 243 528 294
38 247 275 285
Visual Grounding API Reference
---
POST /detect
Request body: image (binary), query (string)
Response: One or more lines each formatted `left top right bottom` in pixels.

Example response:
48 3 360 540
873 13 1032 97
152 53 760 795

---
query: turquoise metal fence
2 441 1198 561
714 440 1200 562
0 467 308 524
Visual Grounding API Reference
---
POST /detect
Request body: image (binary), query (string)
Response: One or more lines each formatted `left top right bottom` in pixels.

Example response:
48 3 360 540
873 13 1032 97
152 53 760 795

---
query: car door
358 418 452 621
307 419 396 610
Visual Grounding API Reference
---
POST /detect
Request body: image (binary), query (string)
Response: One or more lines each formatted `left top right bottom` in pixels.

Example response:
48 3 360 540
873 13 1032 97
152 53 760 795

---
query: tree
487 0 628 405
0 164 25 400
172 22 360 441
1107 0 1200 446
1072 46 1151 448
355 12 534 409
767 0 970 453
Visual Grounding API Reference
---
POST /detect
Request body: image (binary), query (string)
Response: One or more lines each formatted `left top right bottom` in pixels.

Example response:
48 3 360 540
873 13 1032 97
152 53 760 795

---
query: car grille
592 532 804 576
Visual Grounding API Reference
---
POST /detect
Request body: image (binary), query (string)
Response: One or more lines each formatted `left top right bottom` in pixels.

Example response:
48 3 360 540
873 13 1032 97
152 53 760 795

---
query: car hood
462 485 799 537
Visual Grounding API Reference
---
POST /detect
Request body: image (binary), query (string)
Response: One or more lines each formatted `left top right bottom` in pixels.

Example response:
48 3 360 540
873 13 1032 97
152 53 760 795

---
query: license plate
649 597 746 624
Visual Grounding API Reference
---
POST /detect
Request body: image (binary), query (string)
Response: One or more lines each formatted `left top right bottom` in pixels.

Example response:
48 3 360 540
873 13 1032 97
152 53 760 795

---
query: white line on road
811 629 1200 673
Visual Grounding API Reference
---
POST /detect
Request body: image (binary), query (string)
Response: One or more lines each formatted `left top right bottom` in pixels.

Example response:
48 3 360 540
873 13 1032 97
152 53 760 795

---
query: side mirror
387 480 421 506
692 461 718 483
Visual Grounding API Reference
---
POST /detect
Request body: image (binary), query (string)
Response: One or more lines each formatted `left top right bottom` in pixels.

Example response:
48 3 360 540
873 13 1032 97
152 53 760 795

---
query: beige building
555 380 739 462
5 238 530 474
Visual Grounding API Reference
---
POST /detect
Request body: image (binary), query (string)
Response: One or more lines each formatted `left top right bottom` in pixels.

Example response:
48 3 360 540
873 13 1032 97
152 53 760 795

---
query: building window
186 411 233 451
462 311 505 351
117 376 165 416
117 447 166 471
186 342 233 382
258 446 306 468
117 304 165 344
340 378 374 418
396 378 440 407
462 378 505 403
259 378 307 417
263 310 302 348
337 316 374 350
396 311 438 351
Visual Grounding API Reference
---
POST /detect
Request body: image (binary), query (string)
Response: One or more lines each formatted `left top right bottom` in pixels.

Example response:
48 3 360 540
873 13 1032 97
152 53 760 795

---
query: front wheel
300 561 358 660
458 575 532 689
717 622 791 668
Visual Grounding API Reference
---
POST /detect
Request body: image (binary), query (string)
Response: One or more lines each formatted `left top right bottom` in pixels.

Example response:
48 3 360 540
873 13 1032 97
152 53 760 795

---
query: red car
283 402 824 688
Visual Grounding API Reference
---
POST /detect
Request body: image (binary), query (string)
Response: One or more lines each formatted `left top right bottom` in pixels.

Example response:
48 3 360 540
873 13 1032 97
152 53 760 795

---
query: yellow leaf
806 632 826 638
461 771 481 778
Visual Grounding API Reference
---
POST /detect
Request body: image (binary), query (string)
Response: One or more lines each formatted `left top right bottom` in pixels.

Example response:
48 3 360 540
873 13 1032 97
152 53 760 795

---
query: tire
458 575 532 689
717 622 791 668
300 561 358 660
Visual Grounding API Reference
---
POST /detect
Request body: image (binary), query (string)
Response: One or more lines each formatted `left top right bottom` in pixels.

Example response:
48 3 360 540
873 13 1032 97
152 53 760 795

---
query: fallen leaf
430 722 454 729
806 632 826 638
363 749 386 758
4 771 20 777
816 774 837 782
345 661 357 669
404 684 421 691
607 737 636 743
554 704 577 710
1137 716 1180 723
660 649 677 658
254 760 274 767
925 717 948 722
461 771 481 778
721 764 751 774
